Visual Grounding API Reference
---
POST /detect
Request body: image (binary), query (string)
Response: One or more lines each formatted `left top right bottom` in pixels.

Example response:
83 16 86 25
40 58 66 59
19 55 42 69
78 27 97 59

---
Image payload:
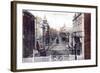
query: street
32 35 75 62
48 35 70 61
23 35 84 63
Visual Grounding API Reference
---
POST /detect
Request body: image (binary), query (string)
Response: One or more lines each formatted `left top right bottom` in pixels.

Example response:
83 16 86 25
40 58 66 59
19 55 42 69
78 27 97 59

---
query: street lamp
41 16 48 50
73 32 77 60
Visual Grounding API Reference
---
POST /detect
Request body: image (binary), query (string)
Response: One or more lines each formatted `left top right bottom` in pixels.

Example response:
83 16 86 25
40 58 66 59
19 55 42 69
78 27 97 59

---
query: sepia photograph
11 1 97 72
22 10 88 63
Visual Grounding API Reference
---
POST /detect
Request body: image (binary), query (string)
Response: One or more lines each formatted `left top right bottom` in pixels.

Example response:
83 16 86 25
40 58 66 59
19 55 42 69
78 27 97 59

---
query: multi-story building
72 13 91 59
23 10 35 58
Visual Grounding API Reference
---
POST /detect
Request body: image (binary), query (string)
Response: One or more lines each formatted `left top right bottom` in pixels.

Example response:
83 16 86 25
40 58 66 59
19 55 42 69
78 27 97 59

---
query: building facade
72 13 91 59
23 10 35 58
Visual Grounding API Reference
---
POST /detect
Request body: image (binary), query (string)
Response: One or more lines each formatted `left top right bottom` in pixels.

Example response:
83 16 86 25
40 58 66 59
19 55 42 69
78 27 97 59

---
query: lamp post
74 32 77 60
41 16 48 50
72 32 77 60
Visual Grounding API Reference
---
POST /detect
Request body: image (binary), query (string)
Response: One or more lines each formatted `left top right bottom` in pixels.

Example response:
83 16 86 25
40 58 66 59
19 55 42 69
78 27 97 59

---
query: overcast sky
29 10 74 31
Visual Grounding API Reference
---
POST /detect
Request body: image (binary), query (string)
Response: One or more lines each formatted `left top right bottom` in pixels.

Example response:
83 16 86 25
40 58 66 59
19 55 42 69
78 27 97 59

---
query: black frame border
11 1 98 72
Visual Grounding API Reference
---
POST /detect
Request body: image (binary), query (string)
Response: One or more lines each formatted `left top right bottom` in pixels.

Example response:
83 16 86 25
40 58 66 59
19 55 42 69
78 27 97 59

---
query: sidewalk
22 54 84 63
68 54 84 60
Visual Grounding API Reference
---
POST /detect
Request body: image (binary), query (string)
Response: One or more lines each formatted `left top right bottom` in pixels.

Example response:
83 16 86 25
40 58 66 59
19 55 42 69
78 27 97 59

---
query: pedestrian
74 36 82 55
56 38 59 44
36 41 40 52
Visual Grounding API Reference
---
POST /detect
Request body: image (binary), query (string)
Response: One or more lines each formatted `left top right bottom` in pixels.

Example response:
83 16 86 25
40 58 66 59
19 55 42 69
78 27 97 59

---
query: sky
29 10 74 31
